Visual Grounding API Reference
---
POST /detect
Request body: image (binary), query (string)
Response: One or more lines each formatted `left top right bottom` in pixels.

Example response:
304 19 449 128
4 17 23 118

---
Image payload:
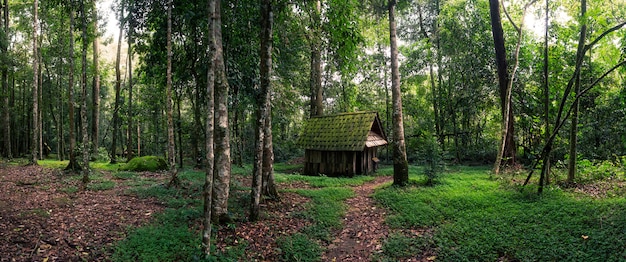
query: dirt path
323 176 393 261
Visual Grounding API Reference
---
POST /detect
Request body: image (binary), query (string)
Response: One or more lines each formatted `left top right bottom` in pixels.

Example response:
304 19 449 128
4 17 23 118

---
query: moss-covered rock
119 156 167 172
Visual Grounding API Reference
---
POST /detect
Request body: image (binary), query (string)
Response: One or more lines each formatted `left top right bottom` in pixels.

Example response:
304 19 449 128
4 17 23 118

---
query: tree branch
584 21 626 52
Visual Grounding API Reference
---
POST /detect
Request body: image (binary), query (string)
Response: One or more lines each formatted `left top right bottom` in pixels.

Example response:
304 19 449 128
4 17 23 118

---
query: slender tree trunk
309 0 323 117
251 0 273 222
262 105 278 199
80 0 90 185
176 96 183 168
110 3 123 164
389 0 409 186
1 0 10 159
30 0 39 165
211 0 232 224
542 0 551 183
489 0 512 174
66 8 80 171
202 0 217 256
91 1 100 156
567 0 586 183
166 0 178 187
126 3 134 161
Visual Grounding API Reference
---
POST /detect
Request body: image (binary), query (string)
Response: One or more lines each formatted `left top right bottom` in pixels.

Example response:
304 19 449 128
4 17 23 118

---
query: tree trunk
2 0 11 159
126 3 134 161
567 0 586 183
489 0 516 174
251 0 273 222
389 0 409 186
309 0 323 117
211 0 232 224
262 104 278 199
202 0 217 256
80 0 90 185
66 8 80 171
542 0 550 184
30 0 39 165
166 0 178 187
110 2 123 164
91 0 100 156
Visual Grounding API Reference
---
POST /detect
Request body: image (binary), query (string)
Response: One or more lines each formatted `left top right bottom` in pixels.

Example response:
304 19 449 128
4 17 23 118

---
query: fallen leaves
0 165 164 261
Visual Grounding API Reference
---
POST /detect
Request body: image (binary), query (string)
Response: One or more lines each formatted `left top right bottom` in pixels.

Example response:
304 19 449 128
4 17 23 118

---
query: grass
38 159 124 171
374 166 626 261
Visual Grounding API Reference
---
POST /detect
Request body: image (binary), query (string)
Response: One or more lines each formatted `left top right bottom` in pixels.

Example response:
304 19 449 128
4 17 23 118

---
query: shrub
119 156 167 172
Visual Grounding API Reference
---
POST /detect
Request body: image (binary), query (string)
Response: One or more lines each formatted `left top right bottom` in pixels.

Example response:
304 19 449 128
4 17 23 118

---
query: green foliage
94 147 111 162
374 166 626 261
112 208 204 262
276 233 322 262
112 171 137 180
375 233 432 261
119 156 167 172
422 137 444 185
87 180 115 191
275 173 375 188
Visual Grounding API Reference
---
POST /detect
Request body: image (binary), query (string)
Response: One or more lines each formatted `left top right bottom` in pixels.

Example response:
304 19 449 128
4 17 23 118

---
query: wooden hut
297 111 388 176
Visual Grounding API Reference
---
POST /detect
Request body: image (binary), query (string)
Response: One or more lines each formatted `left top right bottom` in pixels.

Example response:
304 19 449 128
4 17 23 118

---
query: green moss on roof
297 111 387 151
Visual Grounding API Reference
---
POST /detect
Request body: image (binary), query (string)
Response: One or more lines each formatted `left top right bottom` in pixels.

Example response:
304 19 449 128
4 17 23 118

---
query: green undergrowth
374 166 626 261
119 156 167 172
112 168 248 261
274 169 358 261
38 159 124 171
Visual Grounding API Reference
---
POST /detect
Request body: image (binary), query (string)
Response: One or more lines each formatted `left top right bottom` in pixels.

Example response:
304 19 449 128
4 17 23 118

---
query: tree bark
567 0 586 184
202 0 217 256
542 0 550 184
80 0 90 185
489 0 515 174
30 0 39 165
166 0 178 187
211 0 232 224
262 103 278 199
110 2 124 164
2 0 12 159
66 8 80 171
389 0 409 186
309 0 323 117
91 0 100 156
126 2 134 161
251 0 273 222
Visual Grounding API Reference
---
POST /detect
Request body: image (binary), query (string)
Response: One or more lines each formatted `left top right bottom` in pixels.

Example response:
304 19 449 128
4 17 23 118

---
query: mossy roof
297 111 388 151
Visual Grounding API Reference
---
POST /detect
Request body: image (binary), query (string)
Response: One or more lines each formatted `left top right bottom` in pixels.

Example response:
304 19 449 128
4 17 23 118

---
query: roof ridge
310 111 377 118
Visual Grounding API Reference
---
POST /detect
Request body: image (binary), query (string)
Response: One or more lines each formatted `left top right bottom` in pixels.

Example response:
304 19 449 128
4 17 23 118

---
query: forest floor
322 176 392 261
0 162 400 261
0 164 164 261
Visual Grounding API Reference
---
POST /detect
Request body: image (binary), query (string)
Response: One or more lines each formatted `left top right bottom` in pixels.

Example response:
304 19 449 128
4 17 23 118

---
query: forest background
1 0 626 204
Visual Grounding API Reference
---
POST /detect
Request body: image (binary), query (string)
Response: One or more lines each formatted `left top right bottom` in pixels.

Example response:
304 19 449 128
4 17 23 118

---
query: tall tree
567 0 587 183
489 0 515 174
166 0 178 186
251 0 273 222
91 0 100 156
110 1 124 164
30 0 39 165
80 0 90 185
126 0 134 160
65 6 80 171
309 0 323 117
212 0 232 224
389 0 408 186
542 0 551 184
202 0 217 255
1 0 11 159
